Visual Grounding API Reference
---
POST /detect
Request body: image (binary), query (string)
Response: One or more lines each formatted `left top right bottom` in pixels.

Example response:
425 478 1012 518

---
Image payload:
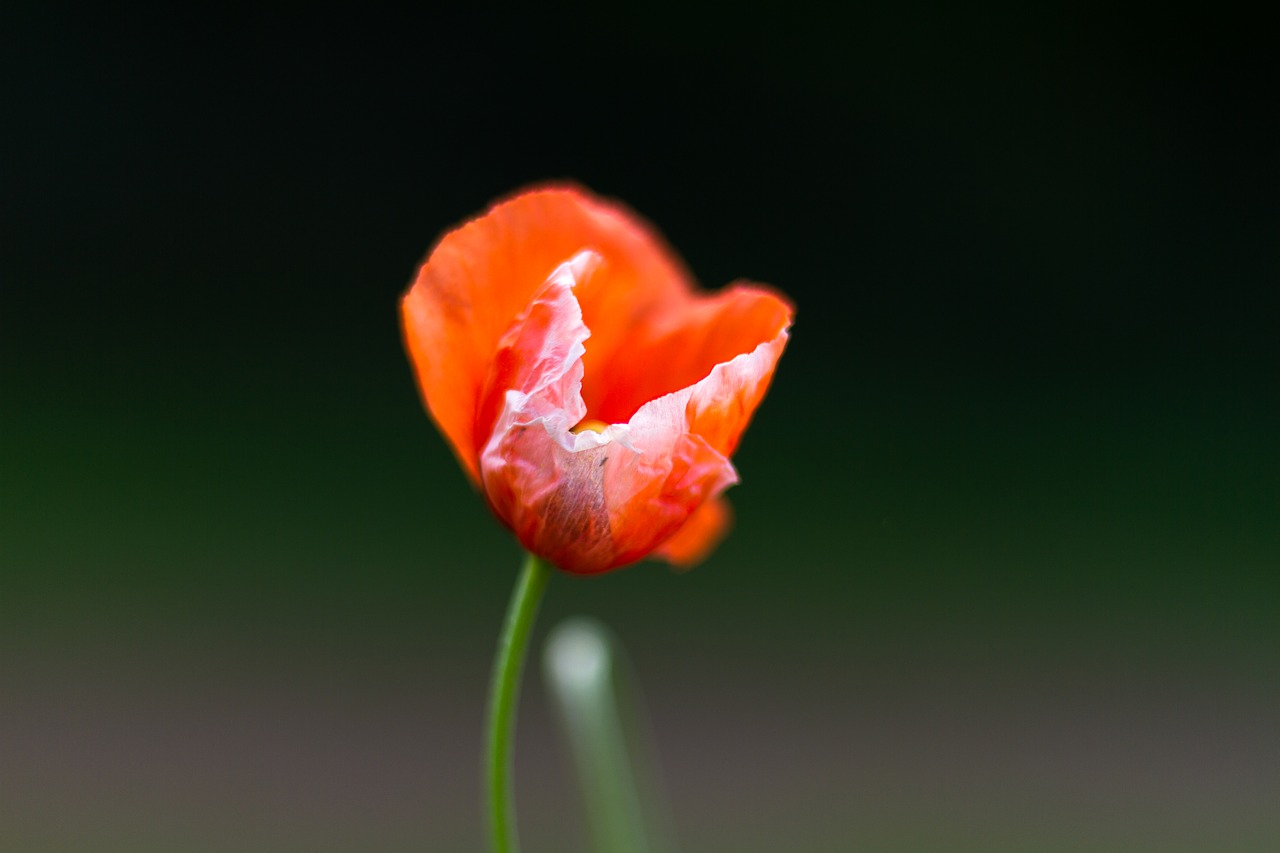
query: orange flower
401 186 792 574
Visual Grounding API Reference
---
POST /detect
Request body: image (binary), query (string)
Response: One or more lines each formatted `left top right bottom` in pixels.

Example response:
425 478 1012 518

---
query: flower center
570 418 609 435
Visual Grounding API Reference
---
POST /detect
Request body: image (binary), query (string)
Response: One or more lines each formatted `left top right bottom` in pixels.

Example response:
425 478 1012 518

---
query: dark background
3 4 1277 850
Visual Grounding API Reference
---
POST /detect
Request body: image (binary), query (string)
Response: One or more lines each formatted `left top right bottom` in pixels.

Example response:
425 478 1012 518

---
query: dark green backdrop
3 4 1277 850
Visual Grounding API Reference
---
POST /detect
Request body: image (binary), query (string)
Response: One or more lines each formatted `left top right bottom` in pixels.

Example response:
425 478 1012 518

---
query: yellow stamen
570 418 609 435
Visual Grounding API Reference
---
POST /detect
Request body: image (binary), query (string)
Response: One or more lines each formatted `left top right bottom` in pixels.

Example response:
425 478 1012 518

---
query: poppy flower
401 186 792 574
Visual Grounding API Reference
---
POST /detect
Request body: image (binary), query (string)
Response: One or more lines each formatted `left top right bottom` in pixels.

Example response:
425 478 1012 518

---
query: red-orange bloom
401 186 792 574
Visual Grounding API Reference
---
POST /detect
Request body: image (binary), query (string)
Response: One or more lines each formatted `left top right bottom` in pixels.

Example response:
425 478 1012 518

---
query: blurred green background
3 4 1277 850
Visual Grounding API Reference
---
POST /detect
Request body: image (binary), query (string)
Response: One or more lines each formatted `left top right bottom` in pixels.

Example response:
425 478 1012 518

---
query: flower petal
624 299 790 461
587 285 794 431
401 186 691 483
654 496 733 567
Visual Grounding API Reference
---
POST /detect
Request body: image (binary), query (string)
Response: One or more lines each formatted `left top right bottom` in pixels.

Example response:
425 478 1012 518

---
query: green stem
486 551 552 853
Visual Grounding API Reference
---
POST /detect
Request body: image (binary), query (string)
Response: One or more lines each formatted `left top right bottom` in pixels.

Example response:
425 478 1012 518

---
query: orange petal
595 288 791 569
622 302 790 463
654 496 733 568
682 310 790 457
401 186 691 483
587 285 793 429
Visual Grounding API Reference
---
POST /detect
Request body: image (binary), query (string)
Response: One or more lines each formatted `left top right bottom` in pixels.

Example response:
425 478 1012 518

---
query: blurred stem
544 618 677 853
486 552 551 853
